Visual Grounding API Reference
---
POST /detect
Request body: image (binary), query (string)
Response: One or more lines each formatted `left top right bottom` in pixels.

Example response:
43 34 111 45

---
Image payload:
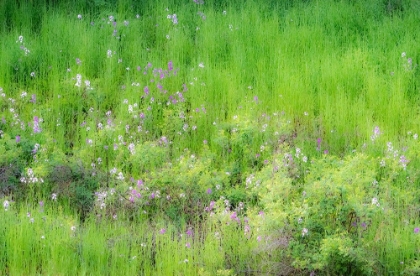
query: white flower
372 197 380 207
3 200 10 210
116 172 125 181
302 228 308 237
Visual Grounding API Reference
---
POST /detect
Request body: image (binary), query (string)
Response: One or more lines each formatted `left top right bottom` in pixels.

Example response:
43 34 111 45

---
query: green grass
1 0 420 274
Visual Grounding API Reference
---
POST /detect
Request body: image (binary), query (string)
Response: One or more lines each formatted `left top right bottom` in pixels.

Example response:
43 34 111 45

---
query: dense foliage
1 0 419 274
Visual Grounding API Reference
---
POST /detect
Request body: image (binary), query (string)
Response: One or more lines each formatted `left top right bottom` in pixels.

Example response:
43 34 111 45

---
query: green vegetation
1 0 419 274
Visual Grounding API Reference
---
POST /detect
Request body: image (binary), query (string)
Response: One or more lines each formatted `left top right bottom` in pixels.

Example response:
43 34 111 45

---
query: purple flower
144 86 149 95
33 116 41 133
230 212 239 222
186 229 193 236
316 138 321 151
414 227 419 234
16 136 20 143
371 126 381 141
30 94 36 103
159 228 166 234
205 201 215 212
131 189 141 199
400 155 408 169
206 188 212 194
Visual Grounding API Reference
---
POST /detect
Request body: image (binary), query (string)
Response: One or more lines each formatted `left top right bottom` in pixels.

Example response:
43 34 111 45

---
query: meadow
0 0 420 274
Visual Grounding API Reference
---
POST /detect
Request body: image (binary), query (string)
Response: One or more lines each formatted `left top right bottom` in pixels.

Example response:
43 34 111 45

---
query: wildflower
414 227 419 234
77 14 82 19
399 155 408 170
76 58 82 65
51 193 57 201
159 228 166 234
372 197 380 207
128 143 135 155
230 212 239 222
171 14 178 24
30 72 35 77
116 172 124 181
206 188 212 194
75 74 82 87
371 126 381 141
198 62 204 68
168 60 173 71
16 136 20 143
17 35 24 44
3 200 10 210
30 94 36 103
71 226 76 231
316 138 321 151
302 228 308 237
33 116 41 133
185 242 191 248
